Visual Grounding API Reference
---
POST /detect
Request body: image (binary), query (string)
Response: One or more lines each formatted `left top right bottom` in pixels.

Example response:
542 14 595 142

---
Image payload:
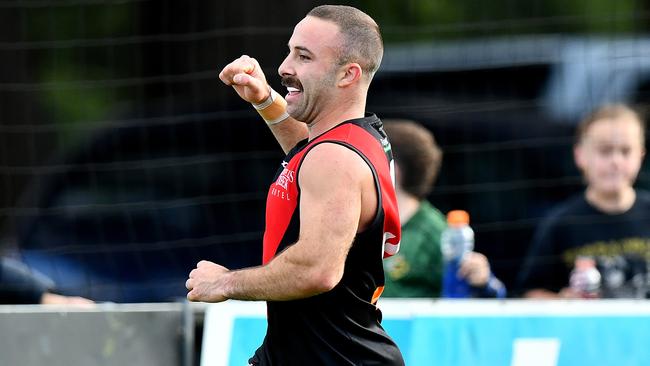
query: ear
337 63 362 87
574 144 585 171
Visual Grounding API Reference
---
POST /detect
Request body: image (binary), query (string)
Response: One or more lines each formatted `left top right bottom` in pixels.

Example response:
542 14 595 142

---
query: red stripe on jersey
262 119 401 264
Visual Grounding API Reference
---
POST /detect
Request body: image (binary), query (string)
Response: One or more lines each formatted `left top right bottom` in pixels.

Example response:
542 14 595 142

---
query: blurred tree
353 0 645 41
11 0 648 145
21 2 132 144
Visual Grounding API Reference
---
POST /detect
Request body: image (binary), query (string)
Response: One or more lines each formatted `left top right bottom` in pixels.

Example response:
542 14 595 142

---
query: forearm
267 117 309 154
524 288 565 299
218 57 309 152
253 87 308 153
224 246 333 301
0 258 54 304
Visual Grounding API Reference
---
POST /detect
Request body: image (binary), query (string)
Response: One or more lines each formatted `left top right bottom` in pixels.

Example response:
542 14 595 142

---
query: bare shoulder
299 142 378 231
299 142 371 187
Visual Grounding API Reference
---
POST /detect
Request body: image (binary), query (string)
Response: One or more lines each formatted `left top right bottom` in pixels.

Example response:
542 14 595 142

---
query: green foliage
352 0 643 42
22 0 644 145
23 3 132 144
41 65 115 143
543 0 639 33
23 3 131 41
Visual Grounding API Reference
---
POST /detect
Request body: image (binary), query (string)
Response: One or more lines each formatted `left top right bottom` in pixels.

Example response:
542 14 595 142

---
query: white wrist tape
252 87 290 126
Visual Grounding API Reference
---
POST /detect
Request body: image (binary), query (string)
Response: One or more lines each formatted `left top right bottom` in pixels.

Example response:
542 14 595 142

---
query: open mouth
284 85 303 103
281 77 303 100
286 86 301 96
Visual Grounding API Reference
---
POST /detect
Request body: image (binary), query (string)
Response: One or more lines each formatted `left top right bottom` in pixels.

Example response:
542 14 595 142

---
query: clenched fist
186 260 230 303
218 55 270 104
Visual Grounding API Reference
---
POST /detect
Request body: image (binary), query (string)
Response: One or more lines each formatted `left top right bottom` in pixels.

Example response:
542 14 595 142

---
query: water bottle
569 256 601 298
441 210 474 298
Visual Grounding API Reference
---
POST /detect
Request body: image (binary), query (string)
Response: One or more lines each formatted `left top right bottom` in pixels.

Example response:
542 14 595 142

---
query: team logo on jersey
383 231 401 258
276 168 295 190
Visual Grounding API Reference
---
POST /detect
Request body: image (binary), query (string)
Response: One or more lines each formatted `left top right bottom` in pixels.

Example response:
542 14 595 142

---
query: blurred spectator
0 257 94 305
517 104 650 299
382 120 505 298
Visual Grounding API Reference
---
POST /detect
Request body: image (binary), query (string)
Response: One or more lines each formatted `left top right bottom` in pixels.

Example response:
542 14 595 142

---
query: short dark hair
576 104 646 145
307 5 383 82
383 120 443 200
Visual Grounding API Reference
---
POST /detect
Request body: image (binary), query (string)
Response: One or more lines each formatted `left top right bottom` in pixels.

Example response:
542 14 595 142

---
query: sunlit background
2 1 650 365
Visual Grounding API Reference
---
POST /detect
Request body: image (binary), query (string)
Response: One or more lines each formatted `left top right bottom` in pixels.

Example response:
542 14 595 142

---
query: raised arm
219 55 308 153
186 143 374 302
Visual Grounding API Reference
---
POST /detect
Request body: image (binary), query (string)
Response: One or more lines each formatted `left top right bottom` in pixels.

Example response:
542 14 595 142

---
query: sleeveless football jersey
250 114 404 366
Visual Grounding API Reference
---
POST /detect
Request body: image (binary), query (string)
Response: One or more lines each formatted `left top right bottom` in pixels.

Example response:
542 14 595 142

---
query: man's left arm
186 143 371 302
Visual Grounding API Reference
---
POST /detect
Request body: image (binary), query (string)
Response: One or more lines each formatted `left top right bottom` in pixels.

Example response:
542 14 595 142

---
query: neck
397 190 421 224
307 93 366 140
585 186 636 214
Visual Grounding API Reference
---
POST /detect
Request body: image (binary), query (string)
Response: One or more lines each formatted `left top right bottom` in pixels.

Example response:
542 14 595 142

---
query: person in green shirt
382 120 505 298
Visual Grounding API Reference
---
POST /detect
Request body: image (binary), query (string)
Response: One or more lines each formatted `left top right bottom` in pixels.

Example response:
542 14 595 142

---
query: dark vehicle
372 36 650 290
12 36 650 301
15 107 283 302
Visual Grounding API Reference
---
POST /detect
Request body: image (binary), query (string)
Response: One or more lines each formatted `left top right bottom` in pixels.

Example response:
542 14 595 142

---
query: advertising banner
201 299 650 366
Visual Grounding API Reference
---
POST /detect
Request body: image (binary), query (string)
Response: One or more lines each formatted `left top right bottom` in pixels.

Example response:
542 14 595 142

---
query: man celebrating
185 5 404 365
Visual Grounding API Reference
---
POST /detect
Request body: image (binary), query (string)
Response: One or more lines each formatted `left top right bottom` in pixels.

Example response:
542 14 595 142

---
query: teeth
287 87 300 93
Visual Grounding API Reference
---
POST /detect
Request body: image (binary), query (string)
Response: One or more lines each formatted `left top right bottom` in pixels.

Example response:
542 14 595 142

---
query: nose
611 150 625 166
278 54 294 78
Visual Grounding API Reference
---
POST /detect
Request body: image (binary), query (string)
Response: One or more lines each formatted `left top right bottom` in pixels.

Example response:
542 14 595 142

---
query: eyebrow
289 45 314 55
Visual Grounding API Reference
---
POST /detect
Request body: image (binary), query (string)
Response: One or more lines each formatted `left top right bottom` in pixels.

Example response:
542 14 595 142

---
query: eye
298 54 311 61
597 146 613 156
621 147 631 156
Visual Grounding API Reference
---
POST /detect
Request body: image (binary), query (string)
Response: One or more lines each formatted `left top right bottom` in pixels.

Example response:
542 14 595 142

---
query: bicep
294 144 368 272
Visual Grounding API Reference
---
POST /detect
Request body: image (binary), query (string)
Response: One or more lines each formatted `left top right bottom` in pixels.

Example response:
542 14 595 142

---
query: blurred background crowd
1 0 649 303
